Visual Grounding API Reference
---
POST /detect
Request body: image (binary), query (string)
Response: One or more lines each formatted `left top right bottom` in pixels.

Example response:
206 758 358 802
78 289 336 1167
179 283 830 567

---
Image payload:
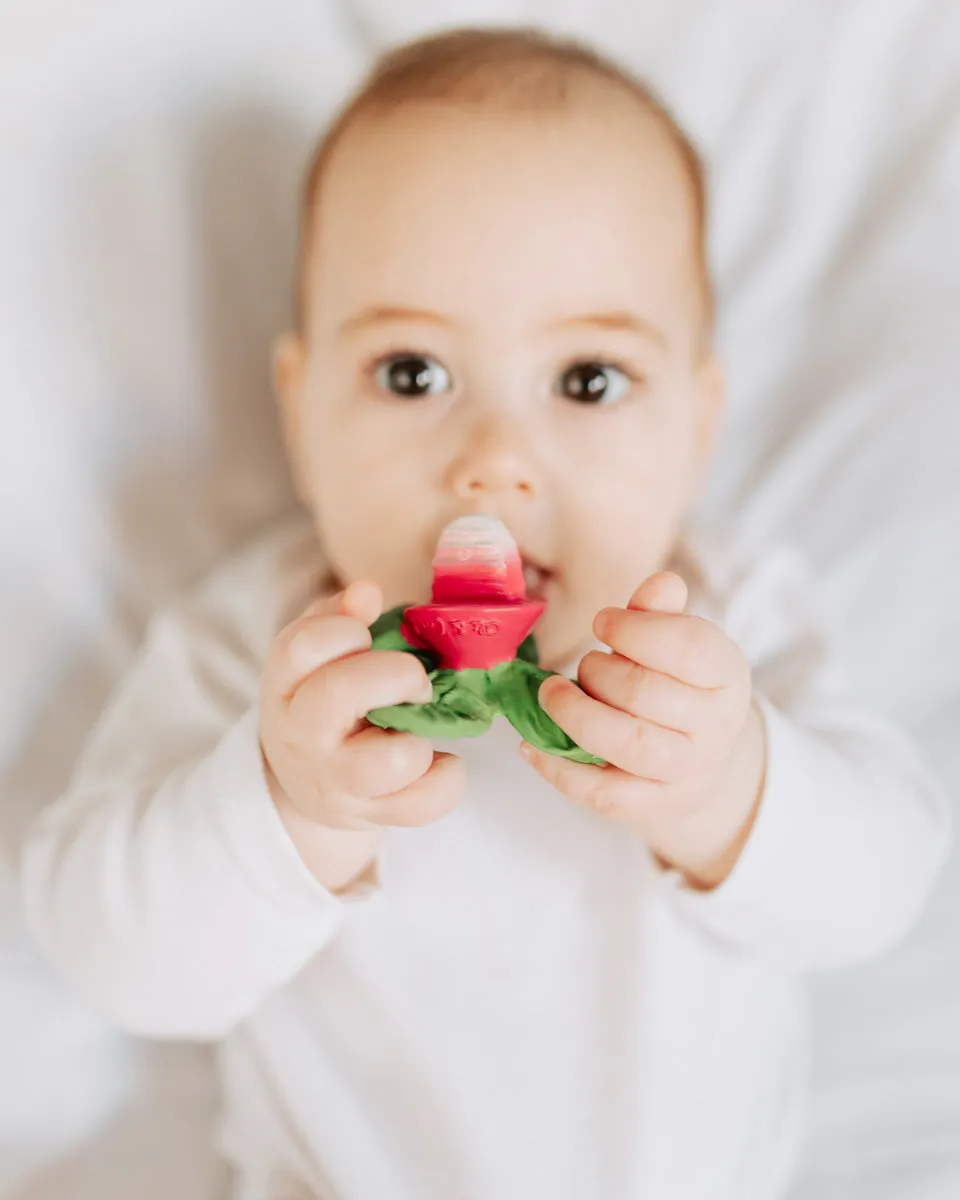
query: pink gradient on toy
430 517 526 603
402 516 545 670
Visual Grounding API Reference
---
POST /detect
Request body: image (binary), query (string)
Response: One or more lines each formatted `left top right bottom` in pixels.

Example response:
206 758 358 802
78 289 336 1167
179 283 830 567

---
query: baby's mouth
521 558 554 602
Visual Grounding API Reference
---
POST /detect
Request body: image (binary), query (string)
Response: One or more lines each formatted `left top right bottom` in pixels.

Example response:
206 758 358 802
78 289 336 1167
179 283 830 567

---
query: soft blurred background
1 1 958 1197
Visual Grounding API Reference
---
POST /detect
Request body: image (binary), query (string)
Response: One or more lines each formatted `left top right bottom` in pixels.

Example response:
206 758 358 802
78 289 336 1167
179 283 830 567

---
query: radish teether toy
366 516 603 764
401 515 545 670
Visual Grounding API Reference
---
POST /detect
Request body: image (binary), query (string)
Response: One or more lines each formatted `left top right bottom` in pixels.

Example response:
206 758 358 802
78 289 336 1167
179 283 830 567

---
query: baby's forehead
314 77 699 234
308 106 704 342
335 105 687 254
296 50 711 337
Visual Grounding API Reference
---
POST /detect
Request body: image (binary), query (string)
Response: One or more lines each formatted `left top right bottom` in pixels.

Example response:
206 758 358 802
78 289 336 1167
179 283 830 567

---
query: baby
21 27 949 1200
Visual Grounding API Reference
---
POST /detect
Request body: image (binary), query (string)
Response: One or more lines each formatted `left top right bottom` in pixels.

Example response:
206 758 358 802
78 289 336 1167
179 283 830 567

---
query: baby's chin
532 597 597 673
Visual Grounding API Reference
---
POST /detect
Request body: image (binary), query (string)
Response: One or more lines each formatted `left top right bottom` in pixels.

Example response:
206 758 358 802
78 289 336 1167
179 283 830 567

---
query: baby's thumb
338 579 383 628
627 571 688 615
302 580 383 628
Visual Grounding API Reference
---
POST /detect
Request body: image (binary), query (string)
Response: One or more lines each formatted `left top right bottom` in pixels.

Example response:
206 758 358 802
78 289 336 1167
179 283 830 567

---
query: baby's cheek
319 500 430 609
569 504 683 621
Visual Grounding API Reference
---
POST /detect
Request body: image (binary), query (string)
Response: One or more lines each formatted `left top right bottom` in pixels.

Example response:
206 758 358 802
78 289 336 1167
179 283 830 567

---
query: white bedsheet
1 1 958 1196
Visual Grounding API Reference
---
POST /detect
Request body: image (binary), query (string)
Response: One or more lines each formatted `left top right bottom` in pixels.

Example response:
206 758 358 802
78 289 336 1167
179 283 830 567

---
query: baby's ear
694 352 725 471
272 331 308 498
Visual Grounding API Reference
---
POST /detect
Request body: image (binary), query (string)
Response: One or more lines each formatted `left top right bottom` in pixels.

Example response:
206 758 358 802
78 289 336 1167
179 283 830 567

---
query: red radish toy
401 516 545 670
366 517 603 763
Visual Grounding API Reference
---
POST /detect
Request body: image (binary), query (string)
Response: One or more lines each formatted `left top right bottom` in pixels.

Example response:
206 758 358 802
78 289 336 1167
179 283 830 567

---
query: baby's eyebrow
337 305 451 335
554 311 668 348
335 305 668 349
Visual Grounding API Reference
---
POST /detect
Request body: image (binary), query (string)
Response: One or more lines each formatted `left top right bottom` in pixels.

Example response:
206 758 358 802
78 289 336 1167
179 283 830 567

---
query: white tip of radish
434 515 518 567
431 515 526 602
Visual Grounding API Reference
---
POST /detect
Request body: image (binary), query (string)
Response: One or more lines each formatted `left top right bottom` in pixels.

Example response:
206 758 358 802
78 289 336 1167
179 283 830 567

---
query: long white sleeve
20 518 348 1040
661 538 951 970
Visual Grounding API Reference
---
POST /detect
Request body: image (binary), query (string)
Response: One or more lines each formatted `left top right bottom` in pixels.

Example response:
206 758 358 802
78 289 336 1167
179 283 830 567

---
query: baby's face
276 94 722 668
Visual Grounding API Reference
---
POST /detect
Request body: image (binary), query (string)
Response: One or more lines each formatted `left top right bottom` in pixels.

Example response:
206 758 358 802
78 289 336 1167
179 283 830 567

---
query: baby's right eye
374 354 451 398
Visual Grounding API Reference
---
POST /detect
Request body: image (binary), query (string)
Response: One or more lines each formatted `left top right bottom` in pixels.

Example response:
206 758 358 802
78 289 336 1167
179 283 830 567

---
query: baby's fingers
291 650 434 743
520 744 655 821
539 675 693 781
578 651 720 737
268 581 383 698
364 751 466 827
335 726 435 798
270 615 371 700
629 571 688 615
594 608 747 691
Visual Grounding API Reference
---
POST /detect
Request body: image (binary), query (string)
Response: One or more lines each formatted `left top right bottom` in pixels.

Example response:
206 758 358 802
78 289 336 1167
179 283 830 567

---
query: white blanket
2 1 958 1196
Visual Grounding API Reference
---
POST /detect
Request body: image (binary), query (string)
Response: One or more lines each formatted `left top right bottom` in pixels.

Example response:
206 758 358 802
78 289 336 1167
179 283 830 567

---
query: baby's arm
526 545 949 970
690 547 951 968
19 530 456 1039
19 565 339 1039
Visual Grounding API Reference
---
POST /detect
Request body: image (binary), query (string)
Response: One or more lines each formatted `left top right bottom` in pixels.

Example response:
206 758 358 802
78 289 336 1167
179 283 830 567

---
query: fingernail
519 742 535 761
594 610 612 641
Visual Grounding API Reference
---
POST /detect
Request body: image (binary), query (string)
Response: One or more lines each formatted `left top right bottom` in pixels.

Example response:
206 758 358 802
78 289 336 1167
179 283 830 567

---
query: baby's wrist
264 760 381 893
652 703 766 890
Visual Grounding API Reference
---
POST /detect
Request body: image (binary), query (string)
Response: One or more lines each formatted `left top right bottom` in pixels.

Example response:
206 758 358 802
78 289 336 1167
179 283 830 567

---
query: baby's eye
374 354 451 398
557 361 632 406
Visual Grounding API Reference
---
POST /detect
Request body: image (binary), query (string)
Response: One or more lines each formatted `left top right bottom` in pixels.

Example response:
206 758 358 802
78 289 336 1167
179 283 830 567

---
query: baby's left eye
557 362 632 406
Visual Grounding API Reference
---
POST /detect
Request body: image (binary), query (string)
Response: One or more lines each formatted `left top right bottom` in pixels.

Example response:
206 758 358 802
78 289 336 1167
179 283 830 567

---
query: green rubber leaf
367 668 495 739
515 633 539 666
369 603 407 642
365 610 598 763
488 660 605 765
369 604 436 670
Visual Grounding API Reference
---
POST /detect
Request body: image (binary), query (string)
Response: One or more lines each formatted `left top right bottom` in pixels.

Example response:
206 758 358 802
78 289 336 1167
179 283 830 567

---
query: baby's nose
453 469 535 500
447 423 539 501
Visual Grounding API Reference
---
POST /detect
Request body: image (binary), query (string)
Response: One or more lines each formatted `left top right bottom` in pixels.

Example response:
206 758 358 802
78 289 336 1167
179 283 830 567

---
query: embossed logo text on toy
422 617 502 638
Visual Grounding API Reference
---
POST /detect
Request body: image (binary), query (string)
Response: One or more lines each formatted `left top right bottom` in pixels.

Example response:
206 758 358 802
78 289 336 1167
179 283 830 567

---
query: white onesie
20 512 948 1200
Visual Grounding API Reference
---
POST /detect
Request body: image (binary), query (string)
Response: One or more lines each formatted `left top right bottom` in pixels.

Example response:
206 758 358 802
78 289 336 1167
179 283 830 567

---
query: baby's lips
402 600 544 671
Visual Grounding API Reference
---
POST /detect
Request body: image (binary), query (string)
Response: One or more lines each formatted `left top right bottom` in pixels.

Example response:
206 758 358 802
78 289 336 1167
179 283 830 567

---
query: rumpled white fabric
2 1 959 1198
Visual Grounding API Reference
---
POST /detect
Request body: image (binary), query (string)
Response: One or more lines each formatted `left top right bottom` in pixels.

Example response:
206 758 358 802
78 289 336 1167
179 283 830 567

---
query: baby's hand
521 573 765 888
260 581 465 890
